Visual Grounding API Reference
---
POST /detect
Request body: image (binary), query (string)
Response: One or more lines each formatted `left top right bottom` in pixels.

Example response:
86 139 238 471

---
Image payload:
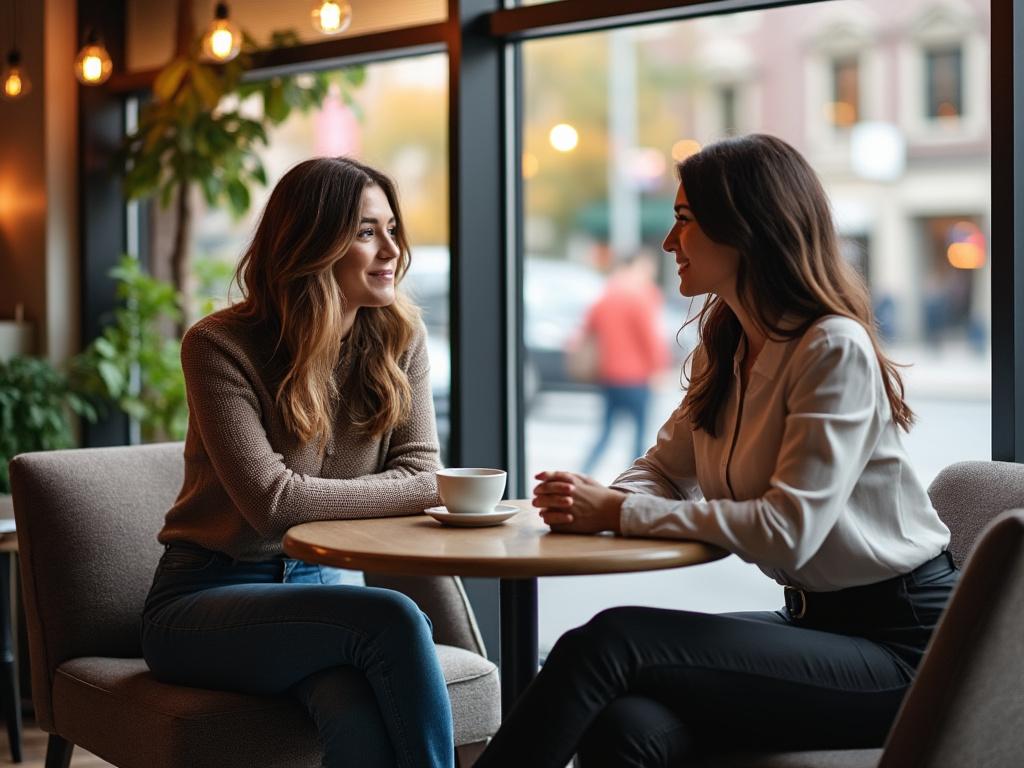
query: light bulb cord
9 0 18 57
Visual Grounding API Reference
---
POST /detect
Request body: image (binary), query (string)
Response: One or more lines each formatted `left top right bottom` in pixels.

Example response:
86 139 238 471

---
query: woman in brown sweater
141 157 453 768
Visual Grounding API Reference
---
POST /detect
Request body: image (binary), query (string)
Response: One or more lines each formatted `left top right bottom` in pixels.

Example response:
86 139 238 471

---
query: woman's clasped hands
532 470 626 534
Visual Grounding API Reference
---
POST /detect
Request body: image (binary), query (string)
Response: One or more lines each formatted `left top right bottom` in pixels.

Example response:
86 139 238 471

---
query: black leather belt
783 551 954 621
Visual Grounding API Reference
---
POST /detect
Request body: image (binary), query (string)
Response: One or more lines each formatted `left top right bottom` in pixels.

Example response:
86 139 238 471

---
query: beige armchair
10 442 499 768
690 459 1024 768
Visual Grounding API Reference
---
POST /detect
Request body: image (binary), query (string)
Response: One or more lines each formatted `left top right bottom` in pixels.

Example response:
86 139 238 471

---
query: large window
518 0 991 654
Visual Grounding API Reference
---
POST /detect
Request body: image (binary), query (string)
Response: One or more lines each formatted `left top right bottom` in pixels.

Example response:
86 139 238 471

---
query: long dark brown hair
678 134 913 436
230 157 419 445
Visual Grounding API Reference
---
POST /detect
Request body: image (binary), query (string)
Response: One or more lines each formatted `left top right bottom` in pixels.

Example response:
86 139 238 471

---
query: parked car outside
402 247 698 411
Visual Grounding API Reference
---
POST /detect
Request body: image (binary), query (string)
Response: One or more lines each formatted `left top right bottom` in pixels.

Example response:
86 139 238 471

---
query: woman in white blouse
476 134 958 768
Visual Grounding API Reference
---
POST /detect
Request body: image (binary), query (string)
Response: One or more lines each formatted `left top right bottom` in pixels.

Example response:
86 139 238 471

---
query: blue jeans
142 543 454 768
582 384 651 475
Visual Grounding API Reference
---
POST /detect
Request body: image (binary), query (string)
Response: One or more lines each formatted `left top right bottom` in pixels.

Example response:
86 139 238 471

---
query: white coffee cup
436 468 507 514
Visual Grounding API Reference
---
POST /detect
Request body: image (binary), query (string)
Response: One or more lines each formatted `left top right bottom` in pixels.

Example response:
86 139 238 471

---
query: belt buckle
784 586 807 619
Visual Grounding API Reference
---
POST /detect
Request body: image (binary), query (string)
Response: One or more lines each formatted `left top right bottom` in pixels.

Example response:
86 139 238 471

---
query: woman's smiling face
662 181 741 300
333 184 401 310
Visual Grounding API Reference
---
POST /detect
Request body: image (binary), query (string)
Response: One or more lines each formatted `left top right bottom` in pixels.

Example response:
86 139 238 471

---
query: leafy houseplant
70 256 188 443
0 356 97 493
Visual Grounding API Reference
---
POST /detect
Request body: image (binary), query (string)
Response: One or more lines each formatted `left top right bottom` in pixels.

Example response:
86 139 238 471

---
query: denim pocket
159 546 218 573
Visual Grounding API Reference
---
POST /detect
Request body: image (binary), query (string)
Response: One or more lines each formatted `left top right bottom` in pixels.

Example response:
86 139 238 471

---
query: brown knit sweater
158 309 442 560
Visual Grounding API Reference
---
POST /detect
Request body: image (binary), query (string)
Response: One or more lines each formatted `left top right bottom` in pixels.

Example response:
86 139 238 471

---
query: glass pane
830 56 860 128
147 53 451 459
520 2 991 656
926 47 964 119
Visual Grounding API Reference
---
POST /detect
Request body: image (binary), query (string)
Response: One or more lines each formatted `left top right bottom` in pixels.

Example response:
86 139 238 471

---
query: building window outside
829 55 860 128
925 46 963 119
719 84 739 136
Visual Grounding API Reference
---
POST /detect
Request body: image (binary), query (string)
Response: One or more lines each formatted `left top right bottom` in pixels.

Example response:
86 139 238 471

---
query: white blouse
612 315 950 592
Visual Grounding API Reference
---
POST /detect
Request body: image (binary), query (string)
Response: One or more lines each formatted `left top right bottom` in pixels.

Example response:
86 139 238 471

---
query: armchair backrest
880 510 1024 767
9 443 184 729
927 460 1024 567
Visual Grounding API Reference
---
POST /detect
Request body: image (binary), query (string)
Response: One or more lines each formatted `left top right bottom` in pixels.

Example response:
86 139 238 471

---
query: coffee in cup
436 468 507 514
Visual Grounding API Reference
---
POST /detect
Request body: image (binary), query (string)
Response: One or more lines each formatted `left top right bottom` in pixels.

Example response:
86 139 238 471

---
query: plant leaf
154 58 189 102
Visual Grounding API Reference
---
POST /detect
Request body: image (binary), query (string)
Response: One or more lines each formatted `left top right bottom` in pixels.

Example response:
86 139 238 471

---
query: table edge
283 532 729 578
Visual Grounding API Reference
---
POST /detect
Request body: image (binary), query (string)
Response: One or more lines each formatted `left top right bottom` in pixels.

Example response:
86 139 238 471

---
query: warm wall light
202 2 241 63
549 123 578 153
311 1 352 35
1 49 29 100
74 30 113 86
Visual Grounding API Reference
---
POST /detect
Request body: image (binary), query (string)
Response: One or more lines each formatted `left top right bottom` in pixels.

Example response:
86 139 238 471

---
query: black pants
476 553 958 768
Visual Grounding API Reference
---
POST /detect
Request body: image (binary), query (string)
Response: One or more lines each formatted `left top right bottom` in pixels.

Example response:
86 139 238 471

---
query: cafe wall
0 0 79 363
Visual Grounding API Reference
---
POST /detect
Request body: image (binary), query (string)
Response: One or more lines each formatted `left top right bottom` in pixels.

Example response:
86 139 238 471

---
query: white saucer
424 504 520 527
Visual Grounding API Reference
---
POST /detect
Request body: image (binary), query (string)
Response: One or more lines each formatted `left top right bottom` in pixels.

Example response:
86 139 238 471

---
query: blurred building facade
682 0 990 351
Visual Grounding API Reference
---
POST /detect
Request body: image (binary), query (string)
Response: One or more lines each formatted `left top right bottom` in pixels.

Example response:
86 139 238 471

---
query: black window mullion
79 0 130 447
991 0 1023 462
448 0 508 661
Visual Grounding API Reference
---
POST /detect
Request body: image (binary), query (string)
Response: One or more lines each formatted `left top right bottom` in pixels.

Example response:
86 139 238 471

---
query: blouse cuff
619 493 656 537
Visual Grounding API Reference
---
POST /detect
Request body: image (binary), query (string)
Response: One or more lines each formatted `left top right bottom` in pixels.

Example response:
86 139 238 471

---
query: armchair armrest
364 573 487 656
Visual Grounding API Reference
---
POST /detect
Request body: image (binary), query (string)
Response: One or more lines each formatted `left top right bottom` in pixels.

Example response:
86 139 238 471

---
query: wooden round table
284 499 727 713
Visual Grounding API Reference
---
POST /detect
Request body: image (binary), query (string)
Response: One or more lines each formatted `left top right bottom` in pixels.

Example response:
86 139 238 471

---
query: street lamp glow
549 123 579 153
522 152 539 179
671 139 702 162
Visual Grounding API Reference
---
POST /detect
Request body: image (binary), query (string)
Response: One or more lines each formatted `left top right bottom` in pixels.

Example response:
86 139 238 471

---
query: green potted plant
0 356 97 494
70 256 189 443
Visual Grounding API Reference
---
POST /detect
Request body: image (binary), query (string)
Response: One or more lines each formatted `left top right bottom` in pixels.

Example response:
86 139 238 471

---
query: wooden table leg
499 577 538 718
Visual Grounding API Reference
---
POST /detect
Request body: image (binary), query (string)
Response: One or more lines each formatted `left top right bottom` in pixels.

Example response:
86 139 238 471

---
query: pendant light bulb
202 2 241 63
1 49 29 100
74 30 113 85
311 1 352 35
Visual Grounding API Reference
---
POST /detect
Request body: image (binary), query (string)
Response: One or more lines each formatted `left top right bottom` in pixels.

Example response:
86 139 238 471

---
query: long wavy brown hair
230 157 419 446
678 134 913 436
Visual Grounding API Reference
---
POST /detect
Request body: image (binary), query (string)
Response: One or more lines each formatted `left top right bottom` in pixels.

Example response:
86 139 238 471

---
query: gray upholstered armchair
10 442 499 768
688 459 1024 768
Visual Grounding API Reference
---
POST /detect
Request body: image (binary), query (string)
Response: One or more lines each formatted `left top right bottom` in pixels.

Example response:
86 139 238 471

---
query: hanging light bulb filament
311 1 352 35
81 54 103 82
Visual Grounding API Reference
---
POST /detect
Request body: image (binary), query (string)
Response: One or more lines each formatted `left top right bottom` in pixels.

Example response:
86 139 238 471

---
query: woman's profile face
662 182 740 300
333 184 401 311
